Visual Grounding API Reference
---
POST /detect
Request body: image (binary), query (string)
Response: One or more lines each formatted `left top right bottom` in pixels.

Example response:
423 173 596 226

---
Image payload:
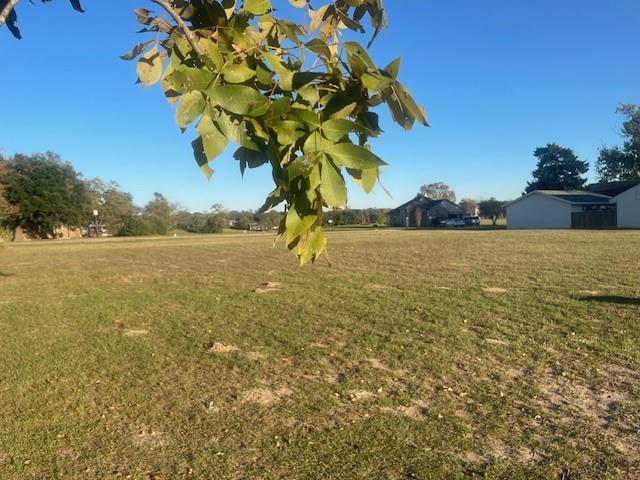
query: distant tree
86 179 136 236
0 155 18 226
478 198 505 226
143 192 175 235
524 144 589 193
418 182 456 202
3 152 90 237
596 104 640 181
459 198 477 215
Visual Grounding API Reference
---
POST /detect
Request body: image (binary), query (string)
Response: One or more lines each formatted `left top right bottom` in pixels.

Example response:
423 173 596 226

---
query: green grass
1 230 639 479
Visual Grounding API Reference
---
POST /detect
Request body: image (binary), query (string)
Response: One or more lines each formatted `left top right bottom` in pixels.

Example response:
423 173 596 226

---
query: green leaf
325 143 387 169
243 0 271 15
305 38 331 60
137 47 163 87
121 40 154 61
303 131 332 154
271 121 306 145
196 114 228 162
223 62 256 84
361 72 393 92
320 156 347 207
394 81 429 127
192 137 214 179
233 147 269 176
346 167 378 193
384 57 402 79
285 204 317 245
320 119 358 141
176 91 205 129
207 85 269 116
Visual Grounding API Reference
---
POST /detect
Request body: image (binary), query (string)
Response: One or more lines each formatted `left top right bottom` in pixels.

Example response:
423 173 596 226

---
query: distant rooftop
535 190 611 204
587 181 640 197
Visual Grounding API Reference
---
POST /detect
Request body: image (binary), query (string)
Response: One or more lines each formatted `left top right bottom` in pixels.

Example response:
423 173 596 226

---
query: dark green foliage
119 214 154 237
2 152 90 237
478 198 505 225
0 155 18 225
524 143 589 194
324 208 388 226
596 104 640 182
143 192 176 235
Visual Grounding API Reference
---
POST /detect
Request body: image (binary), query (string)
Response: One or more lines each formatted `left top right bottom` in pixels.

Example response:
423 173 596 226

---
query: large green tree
3 152 90 237
596 104 640 182
524 143 589 194
478 198 505 226
1 0 427 264
86 179 137 236
418 182 456 202
144 192 176 235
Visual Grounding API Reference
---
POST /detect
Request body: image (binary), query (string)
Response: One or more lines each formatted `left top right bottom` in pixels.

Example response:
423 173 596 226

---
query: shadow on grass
0 272 16 277
579 295 640 306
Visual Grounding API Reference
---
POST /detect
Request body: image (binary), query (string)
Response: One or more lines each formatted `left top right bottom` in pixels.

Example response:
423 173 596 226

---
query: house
506 181 640 229
389 195 465 227
13 225 84 241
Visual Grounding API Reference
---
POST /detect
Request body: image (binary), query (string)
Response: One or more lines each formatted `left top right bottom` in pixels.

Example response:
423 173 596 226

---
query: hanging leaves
122 0 428 264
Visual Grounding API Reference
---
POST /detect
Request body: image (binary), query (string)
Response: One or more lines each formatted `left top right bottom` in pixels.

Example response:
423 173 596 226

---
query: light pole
92 209 99 238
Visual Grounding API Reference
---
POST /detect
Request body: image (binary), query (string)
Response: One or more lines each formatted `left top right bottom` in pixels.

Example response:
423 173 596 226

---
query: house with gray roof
389 195 464 227
506 182 640 229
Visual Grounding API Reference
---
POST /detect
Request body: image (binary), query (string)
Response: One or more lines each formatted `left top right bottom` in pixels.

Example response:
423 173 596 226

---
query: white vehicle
443 218 465 227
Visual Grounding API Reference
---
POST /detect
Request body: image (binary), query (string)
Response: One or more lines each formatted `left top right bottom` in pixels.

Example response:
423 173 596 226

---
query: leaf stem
150 0 203 56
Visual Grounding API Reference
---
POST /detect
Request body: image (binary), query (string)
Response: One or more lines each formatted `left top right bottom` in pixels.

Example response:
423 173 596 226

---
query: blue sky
1 0 639 211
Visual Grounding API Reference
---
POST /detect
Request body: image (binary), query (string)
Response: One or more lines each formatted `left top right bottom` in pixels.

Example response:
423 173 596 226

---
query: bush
119 216 153 237
0 226 13 242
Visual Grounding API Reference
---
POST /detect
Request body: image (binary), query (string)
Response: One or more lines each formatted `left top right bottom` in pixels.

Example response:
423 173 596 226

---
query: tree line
0 152 180 239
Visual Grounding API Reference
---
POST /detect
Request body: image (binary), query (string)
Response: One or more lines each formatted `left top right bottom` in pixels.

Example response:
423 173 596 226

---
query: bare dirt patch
364 358 407 376
241 387 293 406
133 429 169 448
536 370 630 426
485 338 509 346
349 390 377 402
483 287 508 294
123 329 149 337
208 342 239 353
254 282 283 294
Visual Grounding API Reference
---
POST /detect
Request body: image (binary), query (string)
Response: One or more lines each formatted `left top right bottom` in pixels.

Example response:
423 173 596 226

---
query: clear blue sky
1 0 639 211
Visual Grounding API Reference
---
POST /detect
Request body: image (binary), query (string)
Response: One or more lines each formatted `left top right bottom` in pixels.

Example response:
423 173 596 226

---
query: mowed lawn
0 230 639 479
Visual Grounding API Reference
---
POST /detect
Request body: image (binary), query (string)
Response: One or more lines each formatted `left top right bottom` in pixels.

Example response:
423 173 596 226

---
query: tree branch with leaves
1 0 428 264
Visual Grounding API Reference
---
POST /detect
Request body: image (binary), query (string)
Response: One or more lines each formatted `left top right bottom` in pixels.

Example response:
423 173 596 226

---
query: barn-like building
505 181 640 229
388 195 465 227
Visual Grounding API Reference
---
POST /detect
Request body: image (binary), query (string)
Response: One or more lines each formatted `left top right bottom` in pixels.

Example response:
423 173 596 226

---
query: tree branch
150 0 202 56
0 0 20 29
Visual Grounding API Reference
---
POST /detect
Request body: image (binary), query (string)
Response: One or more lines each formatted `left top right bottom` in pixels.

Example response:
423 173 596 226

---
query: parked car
464 216 481 226
443 218 465 227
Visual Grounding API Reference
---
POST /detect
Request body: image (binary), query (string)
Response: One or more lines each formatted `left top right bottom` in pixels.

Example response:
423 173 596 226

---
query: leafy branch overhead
124 0 428 263
1 0 428 264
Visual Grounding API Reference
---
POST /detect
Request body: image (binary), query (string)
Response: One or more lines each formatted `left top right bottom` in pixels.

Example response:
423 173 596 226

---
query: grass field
1 230 639 479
